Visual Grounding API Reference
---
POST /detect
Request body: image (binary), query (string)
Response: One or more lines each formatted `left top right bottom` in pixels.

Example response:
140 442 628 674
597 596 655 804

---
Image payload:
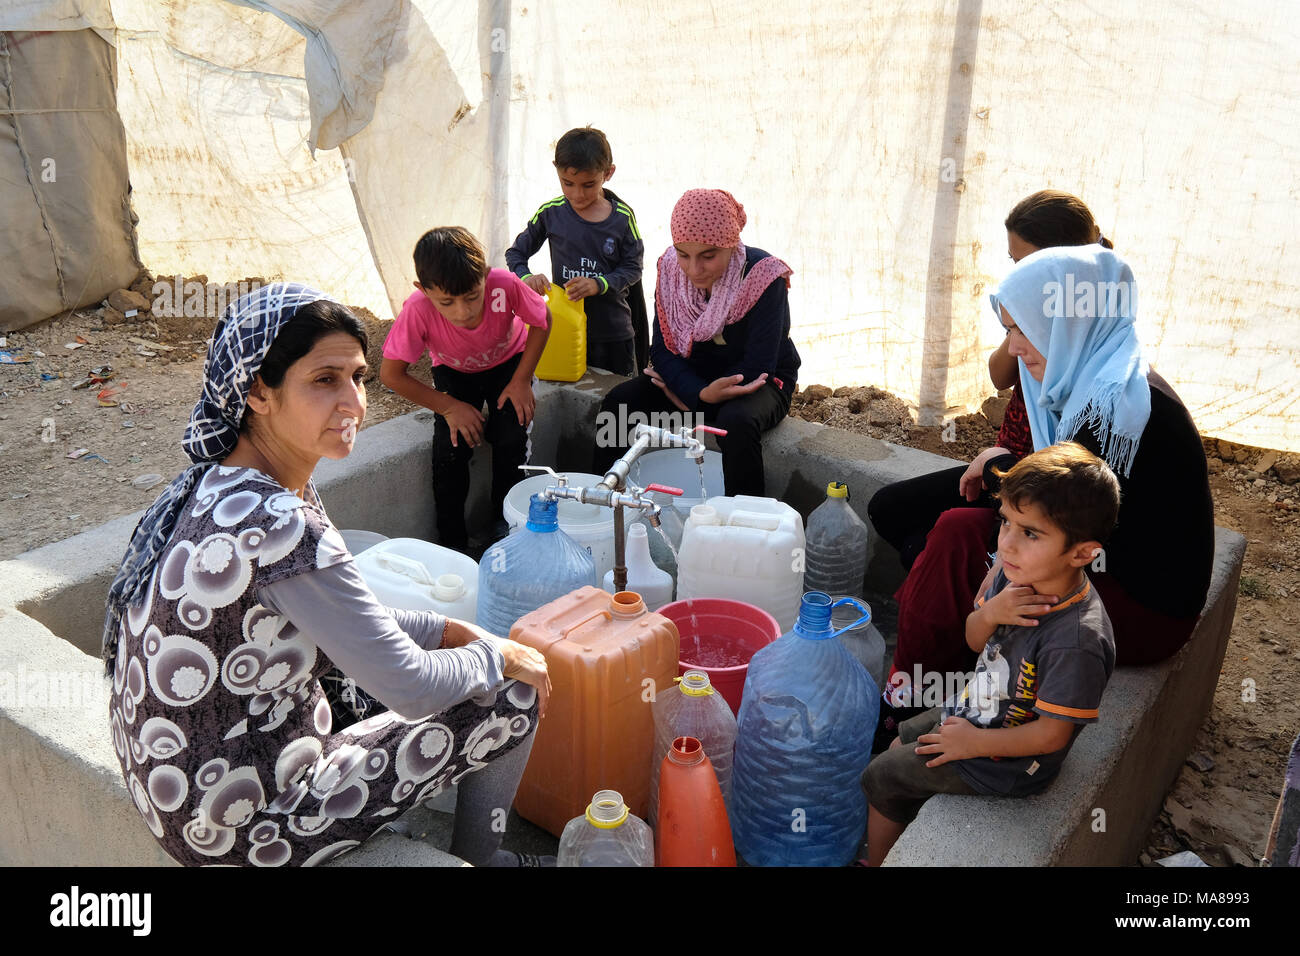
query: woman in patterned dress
102 283 551 867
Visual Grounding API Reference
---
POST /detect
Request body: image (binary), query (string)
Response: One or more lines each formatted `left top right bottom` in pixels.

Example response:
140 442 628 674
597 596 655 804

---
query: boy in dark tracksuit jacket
506 127 645 376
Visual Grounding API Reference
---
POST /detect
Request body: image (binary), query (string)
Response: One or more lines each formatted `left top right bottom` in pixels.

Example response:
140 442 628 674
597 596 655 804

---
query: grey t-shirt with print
942 569 1115 796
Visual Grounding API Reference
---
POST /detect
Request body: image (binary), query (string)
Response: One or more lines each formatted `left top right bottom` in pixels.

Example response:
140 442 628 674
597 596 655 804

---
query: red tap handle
694 425 728 437
645 483 683 497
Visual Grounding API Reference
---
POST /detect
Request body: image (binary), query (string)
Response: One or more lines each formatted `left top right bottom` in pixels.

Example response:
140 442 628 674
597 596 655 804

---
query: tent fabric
2 0 1297 451
0 28 139 329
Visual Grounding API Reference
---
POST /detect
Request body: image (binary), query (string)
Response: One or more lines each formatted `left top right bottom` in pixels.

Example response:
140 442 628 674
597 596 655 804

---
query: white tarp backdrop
3 0 1297 450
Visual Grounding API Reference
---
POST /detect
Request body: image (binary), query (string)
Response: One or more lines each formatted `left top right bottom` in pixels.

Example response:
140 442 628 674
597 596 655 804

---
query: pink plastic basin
658 598 782 716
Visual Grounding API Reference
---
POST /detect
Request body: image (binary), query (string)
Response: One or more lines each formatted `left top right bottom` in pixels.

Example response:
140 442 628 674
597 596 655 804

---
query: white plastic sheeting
3 0 1298 450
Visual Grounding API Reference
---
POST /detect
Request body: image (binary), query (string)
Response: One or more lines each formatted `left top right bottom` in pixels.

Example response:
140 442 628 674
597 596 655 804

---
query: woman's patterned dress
108 466 536 866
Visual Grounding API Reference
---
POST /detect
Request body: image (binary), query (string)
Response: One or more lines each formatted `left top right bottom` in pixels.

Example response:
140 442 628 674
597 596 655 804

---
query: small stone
1274 457 1300 485
1273 645 1286 654
1247 769 1260 778
1185 752 1215 773
801 384 832 402
981 394 1010 428
1255 450 1279 474
1267 493 1278 503
1254 478 1266 488
1245 471 1262 481
1206 458 1223 474
101 306 127 326
108 288 150 314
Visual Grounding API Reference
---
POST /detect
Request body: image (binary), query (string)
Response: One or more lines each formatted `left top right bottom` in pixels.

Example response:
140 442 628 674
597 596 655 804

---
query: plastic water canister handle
827 596 871 640
727 510 781 532
370 552 438 587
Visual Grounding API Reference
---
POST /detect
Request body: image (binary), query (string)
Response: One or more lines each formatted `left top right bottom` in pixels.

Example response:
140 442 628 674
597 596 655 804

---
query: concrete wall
0 377 1244 866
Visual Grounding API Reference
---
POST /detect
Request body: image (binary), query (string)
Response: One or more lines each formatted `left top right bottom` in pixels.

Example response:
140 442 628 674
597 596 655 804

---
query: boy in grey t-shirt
861 442 1120 865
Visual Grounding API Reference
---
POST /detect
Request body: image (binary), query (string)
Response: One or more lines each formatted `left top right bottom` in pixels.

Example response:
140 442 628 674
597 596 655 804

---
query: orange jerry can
510 587 680 836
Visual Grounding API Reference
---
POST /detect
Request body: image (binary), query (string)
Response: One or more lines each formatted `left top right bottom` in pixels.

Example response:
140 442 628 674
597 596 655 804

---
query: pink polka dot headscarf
656 189 792 358
670 189 747 247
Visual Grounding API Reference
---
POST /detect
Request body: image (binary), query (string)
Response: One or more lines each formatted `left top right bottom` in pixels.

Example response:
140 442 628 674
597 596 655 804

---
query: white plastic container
803 481 872 598
354 537 479 621
675 495 806 633
502 472 615 581
602 523 674 609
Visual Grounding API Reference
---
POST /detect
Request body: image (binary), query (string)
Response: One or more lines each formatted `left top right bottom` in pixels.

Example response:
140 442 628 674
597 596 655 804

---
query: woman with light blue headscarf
883 246 1213 713
102 283 552 866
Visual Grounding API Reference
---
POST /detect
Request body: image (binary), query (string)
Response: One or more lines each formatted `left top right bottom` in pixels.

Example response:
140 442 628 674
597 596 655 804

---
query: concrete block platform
0 376 1244 866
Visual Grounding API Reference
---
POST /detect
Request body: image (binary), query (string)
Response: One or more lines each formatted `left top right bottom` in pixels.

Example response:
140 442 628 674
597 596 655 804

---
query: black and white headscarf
101 282 331 672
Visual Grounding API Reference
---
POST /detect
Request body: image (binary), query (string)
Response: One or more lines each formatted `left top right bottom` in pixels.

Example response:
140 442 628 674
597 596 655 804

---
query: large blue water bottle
475 494 597 638
730 591 880 866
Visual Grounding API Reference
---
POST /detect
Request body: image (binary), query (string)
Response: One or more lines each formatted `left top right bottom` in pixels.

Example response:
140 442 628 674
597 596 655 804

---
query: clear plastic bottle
602 522 674 609
832 597 888 693
475 494 597 638
557 790 654 867
803 482 872 598
731 591 880 867
648 670 737 826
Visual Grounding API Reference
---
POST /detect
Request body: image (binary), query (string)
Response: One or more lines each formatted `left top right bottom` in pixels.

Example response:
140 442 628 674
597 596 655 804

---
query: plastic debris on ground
1156 850 1209 867
132 473 164 491
0 349 33 364
97 382 128 406
67 447 89 460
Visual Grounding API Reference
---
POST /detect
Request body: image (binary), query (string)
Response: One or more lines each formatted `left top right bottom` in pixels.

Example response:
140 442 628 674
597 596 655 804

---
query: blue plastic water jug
476 494 597 638
730 591 880 866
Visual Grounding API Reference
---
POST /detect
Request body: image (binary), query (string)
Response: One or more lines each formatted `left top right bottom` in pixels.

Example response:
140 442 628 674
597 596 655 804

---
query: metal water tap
598 422 728 493
518 464 683 592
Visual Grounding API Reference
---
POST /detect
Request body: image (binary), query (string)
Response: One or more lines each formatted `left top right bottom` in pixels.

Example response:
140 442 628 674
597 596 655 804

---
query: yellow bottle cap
826 481 849 498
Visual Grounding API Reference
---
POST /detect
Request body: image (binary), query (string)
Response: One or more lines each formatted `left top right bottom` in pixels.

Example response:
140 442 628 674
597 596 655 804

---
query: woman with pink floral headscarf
594 189 800 496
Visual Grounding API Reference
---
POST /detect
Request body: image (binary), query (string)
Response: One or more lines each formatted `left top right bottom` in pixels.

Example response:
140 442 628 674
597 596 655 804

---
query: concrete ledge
885 526 1245 866
0 378 1245 867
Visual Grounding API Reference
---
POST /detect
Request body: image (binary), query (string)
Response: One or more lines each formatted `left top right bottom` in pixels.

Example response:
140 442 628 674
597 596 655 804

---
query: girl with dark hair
103 283 551 866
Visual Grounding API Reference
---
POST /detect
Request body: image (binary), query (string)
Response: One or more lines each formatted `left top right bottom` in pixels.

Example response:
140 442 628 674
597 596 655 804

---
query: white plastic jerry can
674 495 806 632
354 537 479 620
602 523 674 610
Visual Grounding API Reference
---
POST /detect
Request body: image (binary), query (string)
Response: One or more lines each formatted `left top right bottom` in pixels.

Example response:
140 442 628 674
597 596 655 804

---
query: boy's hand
564 276 599 300
981 584 1057 628
443 399 485 448
497 377 536 427
523 274 551 296
916 716 981 766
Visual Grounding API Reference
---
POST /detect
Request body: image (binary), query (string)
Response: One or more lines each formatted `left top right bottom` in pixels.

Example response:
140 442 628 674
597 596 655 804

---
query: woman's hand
496 376 536 426
444 399 485 448
645 365 689 412
699 372 768 405
497 639 552 718
959 446 1012 501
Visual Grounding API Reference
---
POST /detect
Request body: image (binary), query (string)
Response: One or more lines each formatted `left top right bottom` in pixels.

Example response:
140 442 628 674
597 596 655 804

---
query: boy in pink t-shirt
381 226 550 550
